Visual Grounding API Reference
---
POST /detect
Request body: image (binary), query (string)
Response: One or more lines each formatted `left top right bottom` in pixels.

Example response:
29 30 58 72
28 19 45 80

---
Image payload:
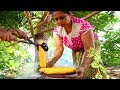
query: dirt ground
107 66 120 79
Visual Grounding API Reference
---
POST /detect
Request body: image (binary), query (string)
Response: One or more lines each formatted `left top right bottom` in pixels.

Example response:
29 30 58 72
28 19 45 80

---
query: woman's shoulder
71 16 94 30
71 16 86 24
53 26 63 32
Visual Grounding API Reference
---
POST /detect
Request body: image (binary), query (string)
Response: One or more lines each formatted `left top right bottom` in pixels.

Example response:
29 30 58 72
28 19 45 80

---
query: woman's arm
0 28 29 41
9 29 29 41
75 29 95 79
0 29 17 42
47 33 64 67
80 29 95 69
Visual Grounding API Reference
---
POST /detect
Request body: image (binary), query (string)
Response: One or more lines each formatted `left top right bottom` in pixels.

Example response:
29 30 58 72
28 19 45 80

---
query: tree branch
82 11 101 20
25 11 35 40
34 11 50 30
23 17 41 25
35 27 54 37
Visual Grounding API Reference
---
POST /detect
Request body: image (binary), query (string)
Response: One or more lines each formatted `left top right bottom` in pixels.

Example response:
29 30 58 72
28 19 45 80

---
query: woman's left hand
64 66 86 79
75 66 86 79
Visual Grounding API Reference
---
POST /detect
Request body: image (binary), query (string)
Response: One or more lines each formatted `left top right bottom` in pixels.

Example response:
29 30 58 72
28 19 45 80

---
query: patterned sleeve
53 27 63 38
79 18 99 39
71 16 94 31
80 19 94 31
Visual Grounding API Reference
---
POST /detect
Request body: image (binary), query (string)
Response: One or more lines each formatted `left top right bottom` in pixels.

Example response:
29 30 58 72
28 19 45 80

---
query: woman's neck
64 20 72 34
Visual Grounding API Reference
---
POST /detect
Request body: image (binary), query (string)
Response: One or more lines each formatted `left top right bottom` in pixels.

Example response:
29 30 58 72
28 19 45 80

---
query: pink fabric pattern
53 16 98 50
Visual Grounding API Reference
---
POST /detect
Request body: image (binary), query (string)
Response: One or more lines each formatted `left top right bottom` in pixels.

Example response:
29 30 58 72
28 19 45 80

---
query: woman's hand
0 31 18 42
11 29 29 41
64 66 86 79
46 60 55 67
75 66 86 79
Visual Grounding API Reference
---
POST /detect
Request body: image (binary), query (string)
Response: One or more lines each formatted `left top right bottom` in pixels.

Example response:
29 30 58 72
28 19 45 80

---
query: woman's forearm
80 30 95 70
80 49 94 70
0 29 16 35
0 29 8 33
0 30 6 39
51 48 64 64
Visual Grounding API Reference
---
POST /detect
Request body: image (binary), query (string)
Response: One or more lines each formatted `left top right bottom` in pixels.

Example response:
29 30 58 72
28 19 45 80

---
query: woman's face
52 11 71 27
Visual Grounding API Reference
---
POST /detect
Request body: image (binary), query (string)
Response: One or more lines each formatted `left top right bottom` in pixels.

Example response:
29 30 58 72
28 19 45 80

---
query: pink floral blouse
53 16 98 50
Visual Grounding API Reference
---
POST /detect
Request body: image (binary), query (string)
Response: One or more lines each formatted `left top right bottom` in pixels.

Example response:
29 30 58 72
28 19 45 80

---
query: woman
0 28 28 42
47 11 109 79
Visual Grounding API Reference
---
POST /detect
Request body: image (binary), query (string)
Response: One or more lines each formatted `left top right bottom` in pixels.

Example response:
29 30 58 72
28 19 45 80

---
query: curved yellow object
38 41 76 75
40 67 76 74
38 41 47 68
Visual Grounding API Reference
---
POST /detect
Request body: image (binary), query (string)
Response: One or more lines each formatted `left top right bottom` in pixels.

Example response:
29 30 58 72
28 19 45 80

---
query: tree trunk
34 11 51 61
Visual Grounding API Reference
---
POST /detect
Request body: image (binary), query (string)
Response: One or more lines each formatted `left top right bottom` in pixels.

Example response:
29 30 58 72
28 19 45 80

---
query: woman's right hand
46 33 64 68
0 31 18 42
46 60 55 67
11 29 29 41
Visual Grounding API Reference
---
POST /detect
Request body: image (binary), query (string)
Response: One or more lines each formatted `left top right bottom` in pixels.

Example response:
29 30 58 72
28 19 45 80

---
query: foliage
24 11 43 34
0 42 32 77
0 11 120 78
0 11 25 29
101 29 120 66
45 17 57 39
73 11 119 32
0 11 33 78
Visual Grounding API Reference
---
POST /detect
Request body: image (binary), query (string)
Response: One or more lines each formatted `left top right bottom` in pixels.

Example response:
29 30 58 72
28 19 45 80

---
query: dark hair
49 11 73 15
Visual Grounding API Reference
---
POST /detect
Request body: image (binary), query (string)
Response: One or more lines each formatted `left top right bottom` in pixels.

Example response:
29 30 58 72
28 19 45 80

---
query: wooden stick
82 11 101 20
25 11 35 40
